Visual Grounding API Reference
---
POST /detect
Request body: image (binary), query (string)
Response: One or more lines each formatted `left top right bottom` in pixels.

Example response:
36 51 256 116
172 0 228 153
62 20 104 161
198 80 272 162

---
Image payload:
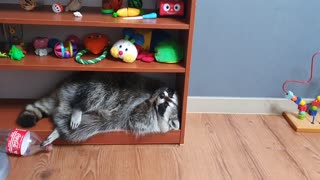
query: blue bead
299 111 306 115
285 91 294 99
295 97 302 105
309 110 318 116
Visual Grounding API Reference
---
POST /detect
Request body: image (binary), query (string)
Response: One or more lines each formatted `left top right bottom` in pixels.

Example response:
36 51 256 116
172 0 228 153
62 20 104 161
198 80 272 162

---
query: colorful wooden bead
311 106 318 111
300 100 306 105
298 105 307 111
295 97 302 105
291 96 297 101
299 111 306 115
311 101 320 106
285 91 294 99
309 109 317 116
298 113 306 120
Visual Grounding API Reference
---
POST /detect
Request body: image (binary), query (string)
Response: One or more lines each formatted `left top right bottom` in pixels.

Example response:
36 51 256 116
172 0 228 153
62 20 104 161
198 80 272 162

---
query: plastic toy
110 29 144 63
282 50 320 124
0 52 8 58
9 45 25 61
35 48 52 56
159 0 184 16
33 37 48 49
113 8 141 17
123 13 157 20
52 3 63 13
54 41 78 58
48 38 60 49
66 35 81 46
101 0 123 14
128 0 143 9
154 40 183 63
65 0 82 12
20 0 37 11
75 33 109 64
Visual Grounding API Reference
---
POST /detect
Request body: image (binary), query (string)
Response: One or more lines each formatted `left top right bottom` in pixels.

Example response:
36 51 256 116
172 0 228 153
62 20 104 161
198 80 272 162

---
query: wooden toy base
283 112 320 132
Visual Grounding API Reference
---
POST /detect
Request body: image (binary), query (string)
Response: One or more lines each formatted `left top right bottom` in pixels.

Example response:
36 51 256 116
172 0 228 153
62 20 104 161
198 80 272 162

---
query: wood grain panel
7 113 320 180
0 4 189 30
0 54 186 73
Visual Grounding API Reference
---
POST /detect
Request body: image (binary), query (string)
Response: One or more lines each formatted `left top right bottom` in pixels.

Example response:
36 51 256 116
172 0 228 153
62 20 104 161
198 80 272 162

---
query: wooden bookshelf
0 54 186 73
0 0 196 145
0 4 189 29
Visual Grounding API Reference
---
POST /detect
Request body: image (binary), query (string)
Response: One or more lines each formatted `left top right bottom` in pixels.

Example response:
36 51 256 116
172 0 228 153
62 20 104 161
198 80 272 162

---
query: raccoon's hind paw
17 111 39 127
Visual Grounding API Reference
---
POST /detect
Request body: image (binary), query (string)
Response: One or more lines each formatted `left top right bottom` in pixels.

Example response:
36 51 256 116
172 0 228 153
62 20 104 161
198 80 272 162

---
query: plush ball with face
110 39 138 63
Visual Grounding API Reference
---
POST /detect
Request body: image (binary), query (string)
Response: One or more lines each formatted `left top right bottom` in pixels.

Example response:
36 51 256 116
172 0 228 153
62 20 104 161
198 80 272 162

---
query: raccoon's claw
70 110 82 130
70 121 80 129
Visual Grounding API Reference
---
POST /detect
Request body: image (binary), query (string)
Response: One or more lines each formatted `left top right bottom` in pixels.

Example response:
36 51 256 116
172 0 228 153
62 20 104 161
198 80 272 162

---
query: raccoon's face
155 88 180 131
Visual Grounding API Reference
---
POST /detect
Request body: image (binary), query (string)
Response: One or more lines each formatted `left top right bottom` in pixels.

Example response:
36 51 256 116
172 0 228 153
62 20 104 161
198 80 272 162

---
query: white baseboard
187 96 313 115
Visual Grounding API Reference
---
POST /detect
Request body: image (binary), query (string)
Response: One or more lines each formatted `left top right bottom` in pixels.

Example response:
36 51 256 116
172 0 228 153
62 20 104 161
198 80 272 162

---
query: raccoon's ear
169 119 180 130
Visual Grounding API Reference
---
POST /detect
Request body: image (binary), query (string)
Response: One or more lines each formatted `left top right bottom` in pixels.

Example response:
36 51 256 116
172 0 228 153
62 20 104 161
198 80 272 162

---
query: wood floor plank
228 114 307 180
200 114 263 180
6 113 320 180
262 115 320 180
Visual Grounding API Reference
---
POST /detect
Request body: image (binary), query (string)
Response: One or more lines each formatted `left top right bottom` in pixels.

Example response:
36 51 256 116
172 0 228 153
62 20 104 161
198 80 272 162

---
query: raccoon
16 72 180 146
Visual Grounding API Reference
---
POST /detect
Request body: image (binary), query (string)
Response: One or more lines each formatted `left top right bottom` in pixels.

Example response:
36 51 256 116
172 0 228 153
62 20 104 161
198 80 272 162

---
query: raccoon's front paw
70 110 82 129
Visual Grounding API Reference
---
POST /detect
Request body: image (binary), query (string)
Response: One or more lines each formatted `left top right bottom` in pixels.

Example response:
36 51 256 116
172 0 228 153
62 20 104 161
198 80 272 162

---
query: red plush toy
159 0 184 16
136 45 155 63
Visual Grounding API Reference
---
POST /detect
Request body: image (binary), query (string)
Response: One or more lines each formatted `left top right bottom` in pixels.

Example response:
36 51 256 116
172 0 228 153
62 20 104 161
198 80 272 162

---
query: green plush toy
154 40 184 63
9 45 24 61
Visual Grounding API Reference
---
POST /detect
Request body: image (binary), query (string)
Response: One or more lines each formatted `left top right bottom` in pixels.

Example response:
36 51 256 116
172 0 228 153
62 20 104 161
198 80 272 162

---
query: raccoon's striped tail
17 95 57 128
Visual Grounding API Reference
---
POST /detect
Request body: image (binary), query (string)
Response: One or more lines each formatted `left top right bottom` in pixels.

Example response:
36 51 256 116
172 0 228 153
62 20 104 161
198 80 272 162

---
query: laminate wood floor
6 113 320 180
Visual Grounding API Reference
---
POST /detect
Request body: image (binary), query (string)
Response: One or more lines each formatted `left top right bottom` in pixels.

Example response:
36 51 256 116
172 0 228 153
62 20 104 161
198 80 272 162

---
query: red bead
311 101 320 107
298 105 307 111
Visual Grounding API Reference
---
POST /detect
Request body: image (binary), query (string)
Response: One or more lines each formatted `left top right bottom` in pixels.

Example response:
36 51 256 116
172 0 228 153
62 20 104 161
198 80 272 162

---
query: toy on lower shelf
75 33 109 64
282 50 320 130
154 39 184 63
110 29 142 63
0 52 8 58
9 45 25 60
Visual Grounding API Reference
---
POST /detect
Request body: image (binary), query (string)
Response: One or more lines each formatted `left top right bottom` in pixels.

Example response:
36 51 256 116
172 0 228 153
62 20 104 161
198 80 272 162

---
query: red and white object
159 0 184 16
0 128 52 156
52 3 63 13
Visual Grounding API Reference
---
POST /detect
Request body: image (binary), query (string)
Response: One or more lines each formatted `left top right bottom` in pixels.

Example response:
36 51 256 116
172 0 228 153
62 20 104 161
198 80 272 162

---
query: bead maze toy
282 50 320 132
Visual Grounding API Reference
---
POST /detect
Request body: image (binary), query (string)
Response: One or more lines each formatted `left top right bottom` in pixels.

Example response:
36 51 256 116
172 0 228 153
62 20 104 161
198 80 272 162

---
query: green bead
311 106 318 110
298 114 306 120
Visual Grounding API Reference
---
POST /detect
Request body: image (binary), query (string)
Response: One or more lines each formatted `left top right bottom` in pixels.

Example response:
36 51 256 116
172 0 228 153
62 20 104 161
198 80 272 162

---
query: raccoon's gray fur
17 72 180 146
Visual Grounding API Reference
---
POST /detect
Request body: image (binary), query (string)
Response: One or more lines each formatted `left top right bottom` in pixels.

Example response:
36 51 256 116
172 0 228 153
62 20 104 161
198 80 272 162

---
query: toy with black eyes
110 29 144 63
159 0 184 16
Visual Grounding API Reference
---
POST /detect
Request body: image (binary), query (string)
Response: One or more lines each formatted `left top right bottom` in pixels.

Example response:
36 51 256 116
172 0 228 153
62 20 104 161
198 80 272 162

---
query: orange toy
84 33 109 55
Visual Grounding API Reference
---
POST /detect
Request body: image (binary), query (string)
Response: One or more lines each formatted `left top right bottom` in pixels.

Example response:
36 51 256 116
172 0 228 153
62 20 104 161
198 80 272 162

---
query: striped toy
75 48 108 65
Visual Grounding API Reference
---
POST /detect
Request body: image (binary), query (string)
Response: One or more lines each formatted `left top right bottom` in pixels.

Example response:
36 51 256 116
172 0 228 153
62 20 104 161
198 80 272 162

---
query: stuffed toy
110 29 143 63
154 40 184 63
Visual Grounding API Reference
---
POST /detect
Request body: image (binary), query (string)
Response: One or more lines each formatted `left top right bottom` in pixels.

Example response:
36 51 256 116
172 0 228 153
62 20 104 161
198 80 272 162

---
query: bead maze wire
282 50 320 124
282 50 320 94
